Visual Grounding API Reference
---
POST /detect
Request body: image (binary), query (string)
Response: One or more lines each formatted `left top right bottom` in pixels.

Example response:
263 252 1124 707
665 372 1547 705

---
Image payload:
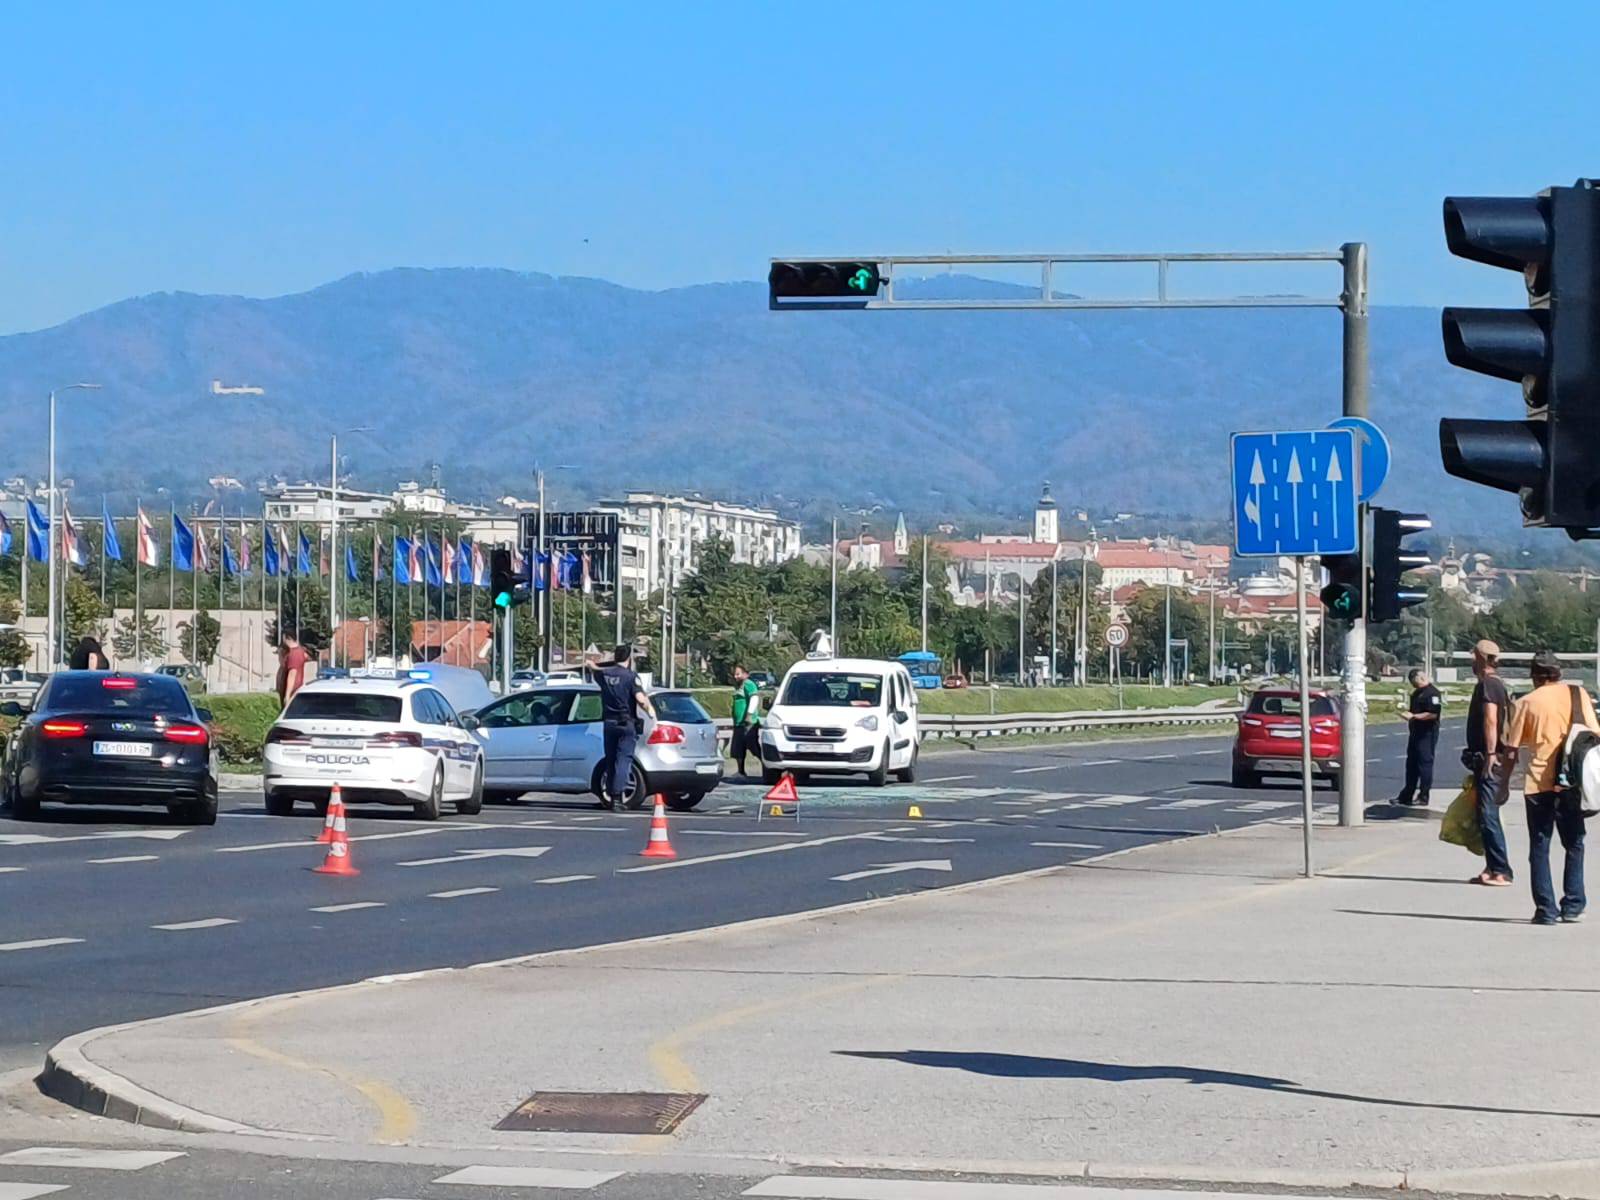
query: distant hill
0 267 1521 537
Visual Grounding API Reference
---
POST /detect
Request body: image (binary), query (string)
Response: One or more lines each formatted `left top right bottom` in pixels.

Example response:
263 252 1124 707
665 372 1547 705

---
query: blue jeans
1476 765 1513 879
1526 791 1585 922
601 723 637 803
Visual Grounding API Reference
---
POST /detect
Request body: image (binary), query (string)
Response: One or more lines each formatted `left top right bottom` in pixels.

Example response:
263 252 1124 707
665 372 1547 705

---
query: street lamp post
328 427 371 669
920 534 929 653
46 382 101 668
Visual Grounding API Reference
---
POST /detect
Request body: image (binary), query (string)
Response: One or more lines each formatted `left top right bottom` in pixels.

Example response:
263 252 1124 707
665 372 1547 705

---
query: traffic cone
316 784 345 844
313 803 360 876
639 795 677 859
908 804 924 819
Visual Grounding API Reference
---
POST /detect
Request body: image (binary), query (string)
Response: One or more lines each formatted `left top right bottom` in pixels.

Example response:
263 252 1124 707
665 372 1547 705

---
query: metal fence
713 704 1241 743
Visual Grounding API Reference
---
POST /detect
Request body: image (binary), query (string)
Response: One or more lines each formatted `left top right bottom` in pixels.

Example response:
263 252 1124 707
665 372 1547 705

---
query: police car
263 666 486 820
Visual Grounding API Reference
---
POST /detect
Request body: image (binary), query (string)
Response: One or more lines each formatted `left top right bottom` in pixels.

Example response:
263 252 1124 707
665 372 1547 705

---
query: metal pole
134 499 142 666
1339 241 1369 828
168 506 176 656
100 498 107 605
1208 583 1217 683
537 471 546 672
46 390 57 668
984 550 992 682
1297 556 1314 877
920 534 929 653
830 516 839 651
1078 540 1090 685
1050 558 1058 686
329 437 338 668
1163 545 1173 687
1017 574 1026 686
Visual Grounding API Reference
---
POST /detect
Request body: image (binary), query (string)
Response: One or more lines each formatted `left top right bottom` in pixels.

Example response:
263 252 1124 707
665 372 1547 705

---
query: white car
263 669 485 819
760 655 920 786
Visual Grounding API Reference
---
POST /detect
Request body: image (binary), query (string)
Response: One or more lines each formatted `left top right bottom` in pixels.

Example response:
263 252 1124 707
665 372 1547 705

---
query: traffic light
1319 553 1363 620
1439 181 1600 534
768 260 884 299
1370 508 1432 623
490 548 517 609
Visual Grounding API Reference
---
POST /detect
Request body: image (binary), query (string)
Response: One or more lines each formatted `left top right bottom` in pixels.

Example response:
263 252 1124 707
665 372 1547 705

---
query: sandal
1484 874 1513 887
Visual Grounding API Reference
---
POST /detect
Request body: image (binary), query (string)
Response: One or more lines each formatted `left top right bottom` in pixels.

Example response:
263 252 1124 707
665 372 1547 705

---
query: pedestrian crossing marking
0 1148 184 1171
433 1165 624 1188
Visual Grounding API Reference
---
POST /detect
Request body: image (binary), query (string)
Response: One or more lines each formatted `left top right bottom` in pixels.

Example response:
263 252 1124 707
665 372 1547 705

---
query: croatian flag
407 532 421 584
373 532 385 582
136 509 159 568
471 541 486 587
580 549 592 594
61 505 88 567
195 522 212 573
239 523 252 575
440 535 456 585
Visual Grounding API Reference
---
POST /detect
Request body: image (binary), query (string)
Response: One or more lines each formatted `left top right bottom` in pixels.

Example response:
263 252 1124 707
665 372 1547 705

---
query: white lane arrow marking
398 846 551 868
1285 447 1304 541
1326 444 1345 541
1246 450 1266 540
831 858 953 883
0 829 190 846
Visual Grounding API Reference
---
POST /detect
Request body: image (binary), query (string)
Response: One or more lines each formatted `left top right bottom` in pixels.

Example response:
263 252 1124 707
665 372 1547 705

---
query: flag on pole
0 511 12 557
137 509 159 567
510 543 525 574
345 543 359 583
394 534 413 586
457 538 472 583
471 541 486 587
407 532 421 584
222 536 239 578
533 551 551 591
580 549 592 594
278 526 292 575
172 514 196 572
194 521 212 573
440 535 456 585
25 500 48 562
102 500 123 562
239 522 252 575
297 531 313 576
263 524 280 577
423 539 442 588
373 531 384 582
62 505 88 567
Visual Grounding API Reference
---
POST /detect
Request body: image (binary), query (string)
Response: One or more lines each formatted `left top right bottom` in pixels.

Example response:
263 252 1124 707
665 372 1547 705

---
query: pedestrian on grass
590 644 655 811
1395 667 1443 807
1464 639 1514 887
730 664 761 777
1504 650 1597 925
68 636 108 671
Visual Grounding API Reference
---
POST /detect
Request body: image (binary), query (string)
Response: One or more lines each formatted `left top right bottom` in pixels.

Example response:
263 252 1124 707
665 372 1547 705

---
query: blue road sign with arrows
1231 429 1358 558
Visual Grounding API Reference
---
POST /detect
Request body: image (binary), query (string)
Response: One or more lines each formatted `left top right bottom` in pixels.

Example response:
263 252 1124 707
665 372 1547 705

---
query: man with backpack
1504 650 1599 925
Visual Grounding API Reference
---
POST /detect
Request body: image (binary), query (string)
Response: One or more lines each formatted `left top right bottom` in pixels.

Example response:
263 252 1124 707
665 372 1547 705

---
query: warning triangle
763 773 799 804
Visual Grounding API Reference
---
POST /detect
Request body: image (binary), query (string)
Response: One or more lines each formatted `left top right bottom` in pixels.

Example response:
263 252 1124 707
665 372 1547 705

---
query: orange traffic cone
313 802 359 876
639 795 677 859
316 784 345 844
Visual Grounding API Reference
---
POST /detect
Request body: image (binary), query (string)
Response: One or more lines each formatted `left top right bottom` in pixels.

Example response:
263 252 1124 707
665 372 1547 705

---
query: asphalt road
0 722 1441 1080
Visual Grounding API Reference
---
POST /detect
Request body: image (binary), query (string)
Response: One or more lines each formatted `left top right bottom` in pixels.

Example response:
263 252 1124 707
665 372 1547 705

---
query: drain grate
495 1091 707 1135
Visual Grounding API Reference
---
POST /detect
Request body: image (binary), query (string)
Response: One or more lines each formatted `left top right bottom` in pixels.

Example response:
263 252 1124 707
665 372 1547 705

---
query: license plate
1269 727 1302 739
796 742 832 753
312 737 364 748
94 741 153 758
695 762 721 775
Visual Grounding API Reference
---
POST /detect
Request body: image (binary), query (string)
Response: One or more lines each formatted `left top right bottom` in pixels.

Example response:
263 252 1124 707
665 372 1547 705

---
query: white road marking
429 887 499 899
745 1176 1141 1198
923 774 976 783
619 830 881 874
0 1184 68 1199
1080 794 1146 807
1193 749 1226 756
1153 798 1225 810
519 821 626 831
1228 800 1296 812
310 902 386 913
1035 808 1058 814
87 855 158 864
0 867 24 874
153 918 237 931
1032 841 1101 849
994 800 1041 806
219 825 494 853
679 829 811 838
832 858 952 883
398 846 551 868
0 1148 184 1171
1011 764 1063 774
1079 758 1118 766
569 815 604 822
863 834 974 844
433 1165 624 1188
1145 753 1175 760
0 829 189 846
0 938 83 953
537 875 595 884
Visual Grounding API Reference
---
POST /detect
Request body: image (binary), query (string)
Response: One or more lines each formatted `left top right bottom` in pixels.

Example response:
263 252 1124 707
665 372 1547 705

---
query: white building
598 491 803 598
260 481 493 526
1033 482 1060 544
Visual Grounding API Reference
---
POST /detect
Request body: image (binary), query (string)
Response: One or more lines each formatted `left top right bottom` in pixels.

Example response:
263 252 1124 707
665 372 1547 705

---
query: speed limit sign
1104 623 1129 648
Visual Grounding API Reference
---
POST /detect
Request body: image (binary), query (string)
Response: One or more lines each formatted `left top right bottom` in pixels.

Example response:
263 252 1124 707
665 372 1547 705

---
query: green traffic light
847 267 875 292
494 593 511 609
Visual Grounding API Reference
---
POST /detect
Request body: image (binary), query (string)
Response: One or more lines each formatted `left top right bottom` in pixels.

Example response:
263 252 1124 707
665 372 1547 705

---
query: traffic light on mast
1319 553 1363 620
768 260 884 300
490 548 517 609
1439 181 1600 534
1369 508 1432 623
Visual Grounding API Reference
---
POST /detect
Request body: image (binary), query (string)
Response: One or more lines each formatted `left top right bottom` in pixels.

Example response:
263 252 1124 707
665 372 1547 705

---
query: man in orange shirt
1504 650 1599 925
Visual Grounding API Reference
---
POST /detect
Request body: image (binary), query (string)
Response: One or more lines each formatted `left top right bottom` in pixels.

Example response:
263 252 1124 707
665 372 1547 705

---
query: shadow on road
1338 908 1528 925
836 1049 1600 1118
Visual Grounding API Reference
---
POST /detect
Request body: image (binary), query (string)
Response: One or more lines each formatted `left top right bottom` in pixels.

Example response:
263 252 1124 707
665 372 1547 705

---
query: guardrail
712 704 1241 743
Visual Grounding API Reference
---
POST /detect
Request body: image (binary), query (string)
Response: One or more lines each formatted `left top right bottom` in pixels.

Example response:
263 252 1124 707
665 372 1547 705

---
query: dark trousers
1527 790 1586 922
730 724 755 771
602 723 637 802
1397 730 1437 803
1476 765 1513 879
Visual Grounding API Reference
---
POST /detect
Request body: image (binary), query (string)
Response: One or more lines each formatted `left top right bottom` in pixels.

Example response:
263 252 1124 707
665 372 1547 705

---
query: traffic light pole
1339 242 1368 828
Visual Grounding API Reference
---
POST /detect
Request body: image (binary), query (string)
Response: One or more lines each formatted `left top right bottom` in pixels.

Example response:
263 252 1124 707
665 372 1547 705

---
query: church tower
1033 482 1059 544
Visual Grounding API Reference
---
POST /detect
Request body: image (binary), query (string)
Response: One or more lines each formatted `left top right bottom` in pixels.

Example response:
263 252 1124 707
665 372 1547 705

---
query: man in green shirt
730 664 761 777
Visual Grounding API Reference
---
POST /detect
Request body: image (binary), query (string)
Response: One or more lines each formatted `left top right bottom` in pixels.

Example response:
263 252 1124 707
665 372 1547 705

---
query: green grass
197 692 280 764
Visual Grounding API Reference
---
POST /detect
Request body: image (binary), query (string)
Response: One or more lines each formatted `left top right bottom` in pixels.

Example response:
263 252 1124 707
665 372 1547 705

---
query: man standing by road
1395 667 1443 807
730 664 761 777
1504 650 1597 925
1466 639 1514 887
275 631 310 710
591 644 655 811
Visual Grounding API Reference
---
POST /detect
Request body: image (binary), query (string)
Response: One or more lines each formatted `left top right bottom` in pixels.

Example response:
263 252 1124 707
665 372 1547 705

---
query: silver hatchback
466 686 723 811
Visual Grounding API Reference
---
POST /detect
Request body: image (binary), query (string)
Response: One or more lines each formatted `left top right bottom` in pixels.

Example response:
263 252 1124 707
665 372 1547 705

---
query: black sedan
1 671 219 824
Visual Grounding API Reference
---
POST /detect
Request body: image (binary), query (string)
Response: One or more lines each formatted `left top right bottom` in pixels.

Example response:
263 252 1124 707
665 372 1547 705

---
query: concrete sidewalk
48 801 1600 1194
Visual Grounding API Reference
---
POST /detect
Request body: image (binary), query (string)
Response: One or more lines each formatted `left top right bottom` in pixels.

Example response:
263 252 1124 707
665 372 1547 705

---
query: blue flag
394 535 413 586
297 531 313 576
457 538 472 581
222 537 239 578
0 511 11 557
345 543 359 583
25 500 49 563
172 514 196 572
532 550 550 591
263 525 280 578
101 500 122 562
423 539 442 588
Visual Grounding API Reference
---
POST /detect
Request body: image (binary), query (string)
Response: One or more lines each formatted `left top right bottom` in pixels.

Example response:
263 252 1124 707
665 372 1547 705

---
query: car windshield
283 692 403 722
654 692 712 724
781 672 884 708
1248 693 1337 718
40 674 193 717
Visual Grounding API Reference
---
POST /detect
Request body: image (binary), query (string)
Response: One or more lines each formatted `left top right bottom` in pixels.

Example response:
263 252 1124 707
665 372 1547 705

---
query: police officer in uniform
1395 667 1443 806
589 644 656 811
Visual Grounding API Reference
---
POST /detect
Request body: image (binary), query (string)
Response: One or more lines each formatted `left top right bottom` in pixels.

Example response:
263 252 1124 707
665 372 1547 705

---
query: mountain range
0 267 1527 540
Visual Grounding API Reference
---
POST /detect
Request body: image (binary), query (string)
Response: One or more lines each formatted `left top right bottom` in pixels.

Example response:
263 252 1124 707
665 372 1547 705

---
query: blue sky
0 0 1591 333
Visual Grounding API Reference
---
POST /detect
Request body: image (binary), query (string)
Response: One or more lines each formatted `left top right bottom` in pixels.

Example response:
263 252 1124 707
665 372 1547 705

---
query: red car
1231 688 1342 789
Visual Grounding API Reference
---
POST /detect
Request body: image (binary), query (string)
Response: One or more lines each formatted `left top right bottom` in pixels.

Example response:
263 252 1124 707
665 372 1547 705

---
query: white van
760 655 920 786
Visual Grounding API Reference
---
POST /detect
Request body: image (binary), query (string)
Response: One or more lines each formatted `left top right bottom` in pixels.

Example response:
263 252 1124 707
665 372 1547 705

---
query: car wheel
414 764 444 821
173 792 219 826
264 790 294 817
1230 760 1259 789
867 740 891 787
894 746 918 784
457 759 484 816
666 791 704 813
484 789 522 805
8 777 38 821
623 764 649 810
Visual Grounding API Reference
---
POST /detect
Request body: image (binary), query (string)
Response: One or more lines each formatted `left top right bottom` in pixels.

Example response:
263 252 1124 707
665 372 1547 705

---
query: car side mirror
460 713 480 730
0 701 23 718
194 707 214 724
893 710 909 724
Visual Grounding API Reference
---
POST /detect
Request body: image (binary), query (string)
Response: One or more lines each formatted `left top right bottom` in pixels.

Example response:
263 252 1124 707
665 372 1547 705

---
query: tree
178 609 222 666
61 576 109 651
1123 586 1210 681
1025 560 1108 681
0 597 27 669
111 612 168 665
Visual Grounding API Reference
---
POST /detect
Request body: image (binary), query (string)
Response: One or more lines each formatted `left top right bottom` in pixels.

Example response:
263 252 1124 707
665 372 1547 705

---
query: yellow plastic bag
1439 776 1484 856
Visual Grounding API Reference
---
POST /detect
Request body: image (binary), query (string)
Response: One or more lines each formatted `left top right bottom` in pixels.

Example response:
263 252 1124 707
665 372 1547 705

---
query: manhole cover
495 1091 707 1135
